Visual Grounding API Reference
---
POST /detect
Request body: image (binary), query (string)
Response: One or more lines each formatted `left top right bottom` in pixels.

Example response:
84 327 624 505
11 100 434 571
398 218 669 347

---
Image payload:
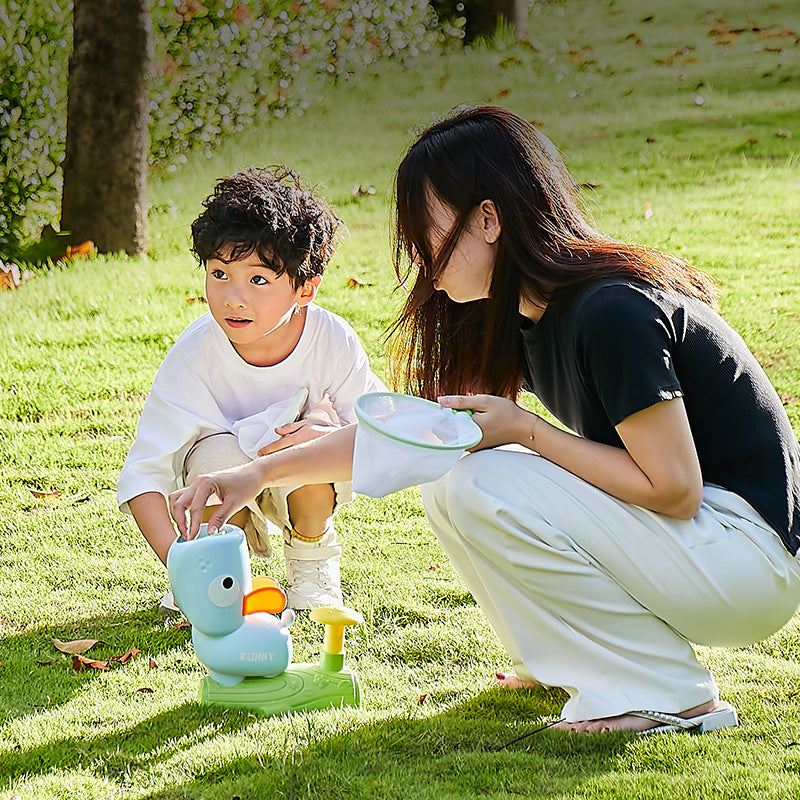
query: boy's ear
479 199 501 244
297 275 322 306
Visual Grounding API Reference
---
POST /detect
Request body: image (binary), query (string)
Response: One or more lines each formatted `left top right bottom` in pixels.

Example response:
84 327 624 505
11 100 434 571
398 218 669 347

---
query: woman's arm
439 394 703 519
168 424 357 539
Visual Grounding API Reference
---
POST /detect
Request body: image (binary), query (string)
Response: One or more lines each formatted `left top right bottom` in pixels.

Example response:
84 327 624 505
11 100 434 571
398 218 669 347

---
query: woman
169 106 800 734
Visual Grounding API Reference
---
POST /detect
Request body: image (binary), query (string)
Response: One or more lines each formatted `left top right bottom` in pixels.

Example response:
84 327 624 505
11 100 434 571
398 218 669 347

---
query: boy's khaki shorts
182 432 353 557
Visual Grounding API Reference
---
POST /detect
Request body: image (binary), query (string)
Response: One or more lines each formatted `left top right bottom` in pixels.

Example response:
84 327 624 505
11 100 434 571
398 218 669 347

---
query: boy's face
204 252 313 349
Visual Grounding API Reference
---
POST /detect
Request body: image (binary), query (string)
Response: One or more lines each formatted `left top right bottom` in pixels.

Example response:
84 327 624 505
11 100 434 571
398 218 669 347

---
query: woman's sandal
632 701 738 736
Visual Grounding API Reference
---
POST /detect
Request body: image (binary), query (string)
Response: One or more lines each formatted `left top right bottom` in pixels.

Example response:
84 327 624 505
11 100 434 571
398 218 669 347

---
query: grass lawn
2 0 800 797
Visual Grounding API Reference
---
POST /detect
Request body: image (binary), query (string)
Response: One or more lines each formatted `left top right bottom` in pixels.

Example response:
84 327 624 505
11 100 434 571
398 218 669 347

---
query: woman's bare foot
553 699 720 734
495 671 542 690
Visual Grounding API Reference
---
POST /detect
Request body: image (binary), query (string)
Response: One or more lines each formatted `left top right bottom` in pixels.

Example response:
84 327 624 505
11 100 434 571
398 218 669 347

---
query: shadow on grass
138 689 625 800
0 611 634 800
1 613 625 798
0 701 256 787
0 607 195 721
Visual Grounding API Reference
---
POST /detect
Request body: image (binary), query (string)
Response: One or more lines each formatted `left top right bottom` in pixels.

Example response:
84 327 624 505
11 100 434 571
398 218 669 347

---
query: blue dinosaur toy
167 524 362 716
167 524 294 686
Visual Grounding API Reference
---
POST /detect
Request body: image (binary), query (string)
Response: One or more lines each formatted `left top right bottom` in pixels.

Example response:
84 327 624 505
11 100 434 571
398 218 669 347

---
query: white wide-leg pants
420 449 800 722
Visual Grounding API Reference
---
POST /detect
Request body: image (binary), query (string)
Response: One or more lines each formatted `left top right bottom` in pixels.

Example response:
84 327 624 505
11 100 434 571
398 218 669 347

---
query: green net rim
354 392 482 451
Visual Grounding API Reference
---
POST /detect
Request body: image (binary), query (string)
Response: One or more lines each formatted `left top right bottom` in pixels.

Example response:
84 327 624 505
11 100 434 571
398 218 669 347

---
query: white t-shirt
117 304 385 512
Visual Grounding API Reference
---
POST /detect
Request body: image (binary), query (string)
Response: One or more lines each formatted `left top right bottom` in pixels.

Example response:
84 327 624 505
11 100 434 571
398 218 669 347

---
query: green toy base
199 661 360 716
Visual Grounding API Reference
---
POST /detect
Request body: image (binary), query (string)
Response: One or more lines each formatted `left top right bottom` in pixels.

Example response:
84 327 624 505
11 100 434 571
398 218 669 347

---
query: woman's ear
297 275 322 306
479 199 501 244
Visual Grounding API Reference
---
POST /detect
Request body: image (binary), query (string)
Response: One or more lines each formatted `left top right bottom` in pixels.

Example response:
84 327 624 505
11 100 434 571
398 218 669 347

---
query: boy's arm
128 492 178 565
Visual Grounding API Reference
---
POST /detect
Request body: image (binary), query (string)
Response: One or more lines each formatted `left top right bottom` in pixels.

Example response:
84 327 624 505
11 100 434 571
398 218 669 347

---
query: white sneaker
283 528 343 609
158 590 181 614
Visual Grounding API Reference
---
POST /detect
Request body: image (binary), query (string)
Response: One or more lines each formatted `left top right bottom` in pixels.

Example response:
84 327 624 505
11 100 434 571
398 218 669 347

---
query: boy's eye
251 275 269 286
211 269 227 280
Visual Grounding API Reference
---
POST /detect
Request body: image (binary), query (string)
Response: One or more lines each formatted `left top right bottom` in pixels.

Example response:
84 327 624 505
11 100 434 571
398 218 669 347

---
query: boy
117 166 385 609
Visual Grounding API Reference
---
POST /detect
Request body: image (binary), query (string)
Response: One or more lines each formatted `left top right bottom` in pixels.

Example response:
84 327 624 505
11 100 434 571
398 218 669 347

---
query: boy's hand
258 419 337 456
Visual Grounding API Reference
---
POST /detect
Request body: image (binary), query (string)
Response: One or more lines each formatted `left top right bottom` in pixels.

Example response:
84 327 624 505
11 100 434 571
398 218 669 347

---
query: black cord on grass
494 718 564 750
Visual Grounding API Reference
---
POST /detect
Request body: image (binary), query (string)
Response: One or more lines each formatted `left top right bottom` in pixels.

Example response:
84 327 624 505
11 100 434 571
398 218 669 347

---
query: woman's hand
169 461 267 540
169 425 359 540
257 419 337 457
438 394 537 450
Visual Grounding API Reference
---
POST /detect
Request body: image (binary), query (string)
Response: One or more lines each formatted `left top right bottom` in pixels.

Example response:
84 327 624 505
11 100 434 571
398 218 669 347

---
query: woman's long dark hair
388 105 718 400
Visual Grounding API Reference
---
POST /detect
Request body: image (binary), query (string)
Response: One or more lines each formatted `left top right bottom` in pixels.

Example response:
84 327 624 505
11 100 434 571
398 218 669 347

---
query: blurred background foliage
0 0 467 262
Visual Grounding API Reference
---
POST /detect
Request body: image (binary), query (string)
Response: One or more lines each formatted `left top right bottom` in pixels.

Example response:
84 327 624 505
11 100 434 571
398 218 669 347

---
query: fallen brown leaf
345 277 373 288
759 28 800 42
53 637 98 655
111 647 140 664
54 240 96 264
72 654 110 671
137 687 155 693
29 488 63 500
149 657 158 669
0 260 21 291
171 619 191 630
186 296 207 304
0 260 32 290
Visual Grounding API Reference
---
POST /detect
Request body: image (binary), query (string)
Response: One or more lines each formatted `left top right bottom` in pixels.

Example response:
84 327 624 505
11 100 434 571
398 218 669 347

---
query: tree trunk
61 0 152 255
465 0 528 42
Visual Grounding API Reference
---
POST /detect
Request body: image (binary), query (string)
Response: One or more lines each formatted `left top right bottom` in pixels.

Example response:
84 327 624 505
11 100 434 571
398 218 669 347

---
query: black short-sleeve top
520 278 800 554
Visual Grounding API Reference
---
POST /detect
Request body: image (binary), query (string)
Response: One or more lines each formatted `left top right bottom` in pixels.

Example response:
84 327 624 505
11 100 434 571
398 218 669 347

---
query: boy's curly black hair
190 166 344 288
